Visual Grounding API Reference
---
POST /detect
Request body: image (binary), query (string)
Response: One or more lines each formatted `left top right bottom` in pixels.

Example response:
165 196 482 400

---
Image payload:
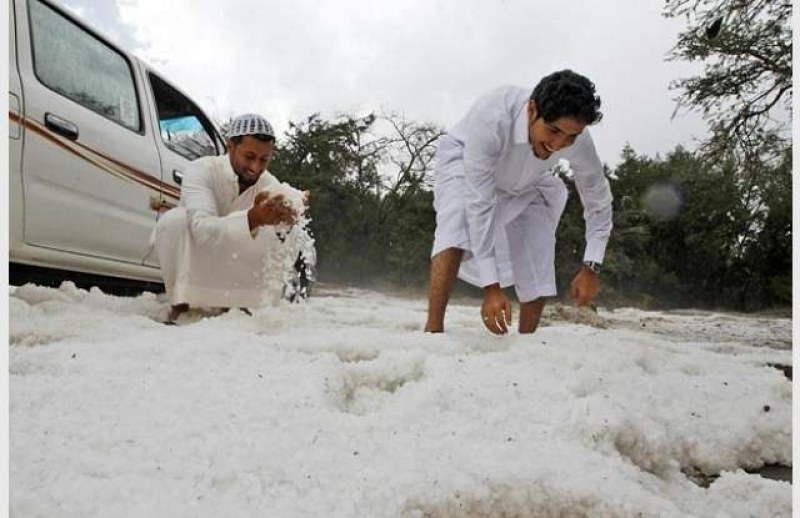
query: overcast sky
56 0 710 166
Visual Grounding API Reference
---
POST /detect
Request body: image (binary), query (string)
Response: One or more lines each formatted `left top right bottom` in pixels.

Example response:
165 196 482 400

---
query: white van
9 0 224 286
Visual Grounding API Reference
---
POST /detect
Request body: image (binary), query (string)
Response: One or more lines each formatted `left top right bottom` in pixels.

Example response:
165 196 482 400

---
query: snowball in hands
259 182 307 240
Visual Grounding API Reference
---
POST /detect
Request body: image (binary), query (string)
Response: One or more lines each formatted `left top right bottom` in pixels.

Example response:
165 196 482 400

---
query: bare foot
424 248 463 335
519 298 546 334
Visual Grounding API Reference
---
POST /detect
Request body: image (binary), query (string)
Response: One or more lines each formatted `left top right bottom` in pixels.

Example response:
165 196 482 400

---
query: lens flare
642 182 683 221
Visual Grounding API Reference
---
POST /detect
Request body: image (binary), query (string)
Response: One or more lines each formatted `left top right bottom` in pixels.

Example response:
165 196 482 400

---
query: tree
269 114 386 280
269 113 443 284
376 113 443 223
598 146 676 306
662 0 792 310
663 0 792 160
599 142 790 310
373 114 443 281
736 147 792 307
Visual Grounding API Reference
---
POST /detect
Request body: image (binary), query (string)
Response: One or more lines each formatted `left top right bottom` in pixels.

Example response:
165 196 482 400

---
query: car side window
149 73 222 160
28 0 141 132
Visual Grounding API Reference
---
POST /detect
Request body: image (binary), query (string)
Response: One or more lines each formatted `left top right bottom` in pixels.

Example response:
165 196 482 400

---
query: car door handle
44 112 79 140
172 169 183 185
149 196 175 212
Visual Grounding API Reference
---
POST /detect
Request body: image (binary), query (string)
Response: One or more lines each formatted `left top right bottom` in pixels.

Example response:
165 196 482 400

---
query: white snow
257 182 315 307
8 282 793 517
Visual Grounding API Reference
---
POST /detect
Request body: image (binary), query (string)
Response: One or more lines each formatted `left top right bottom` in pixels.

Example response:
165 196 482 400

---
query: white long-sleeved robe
432 85 613 301
153 155 284 308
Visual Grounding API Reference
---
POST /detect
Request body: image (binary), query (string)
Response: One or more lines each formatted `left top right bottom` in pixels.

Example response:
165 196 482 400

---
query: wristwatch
583 261 602 274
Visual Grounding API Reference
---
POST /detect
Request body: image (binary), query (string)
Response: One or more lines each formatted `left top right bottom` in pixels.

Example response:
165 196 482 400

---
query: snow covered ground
8 282 794 517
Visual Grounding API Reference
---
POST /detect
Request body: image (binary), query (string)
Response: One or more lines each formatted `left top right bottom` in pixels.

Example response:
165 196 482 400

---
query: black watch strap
583 261 602 273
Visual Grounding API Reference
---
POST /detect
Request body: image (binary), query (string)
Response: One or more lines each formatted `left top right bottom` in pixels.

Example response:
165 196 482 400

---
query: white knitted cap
228 113 275 139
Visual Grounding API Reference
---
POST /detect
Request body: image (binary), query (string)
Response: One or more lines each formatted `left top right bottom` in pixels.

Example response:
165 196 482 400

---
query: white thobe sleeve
181 160 251 248
569 132 613 263
462 101 506 288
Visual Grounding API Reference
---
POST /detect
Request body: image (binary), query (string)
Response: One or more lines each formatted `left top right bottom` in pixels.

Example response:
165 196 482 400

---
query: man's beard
236 170 258 188
231 156 260 188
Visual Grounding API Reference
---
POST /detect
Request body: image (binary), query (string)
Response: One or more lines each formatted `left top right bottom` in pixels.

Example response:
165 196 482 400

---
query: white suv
9 0 224 285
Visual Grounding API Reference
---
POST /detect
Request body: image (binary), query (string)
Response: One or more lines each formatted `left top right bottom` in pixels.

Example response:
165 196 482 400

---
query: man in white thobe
424 70 613 335
154 113 301 323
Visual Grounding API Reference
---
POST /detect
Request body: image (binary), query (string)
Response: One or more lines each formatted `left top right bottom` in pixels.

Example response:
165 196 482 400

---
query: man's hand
481 284 512 335
248 191 297 231
570 266 600 307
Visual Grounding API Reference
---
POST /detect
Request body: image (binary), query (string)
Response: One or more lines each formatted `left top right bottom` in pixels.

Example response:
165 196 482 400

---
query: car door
139 68 224 266
16 0 164 266
9 0 25 246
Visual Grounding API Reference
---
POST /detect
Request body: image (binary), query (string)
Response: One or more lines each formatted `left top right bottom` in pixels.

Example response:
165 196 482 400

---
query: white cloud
59 1 86 18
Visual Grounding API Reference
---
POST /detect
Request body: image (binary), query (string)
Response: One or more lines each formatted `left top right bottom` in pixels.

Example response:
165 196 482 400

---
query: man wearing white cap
154 113 304 323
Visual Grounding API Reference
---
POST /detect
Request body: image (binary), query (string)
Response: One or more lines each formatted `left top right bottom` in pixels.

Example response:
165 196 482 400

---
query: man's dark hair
530 70 603 125
229 134 275 145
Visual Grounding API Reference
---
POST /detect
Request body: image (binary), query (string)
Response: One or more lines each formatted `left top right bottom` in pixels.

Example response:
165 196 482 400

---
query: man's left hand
570 267 600 307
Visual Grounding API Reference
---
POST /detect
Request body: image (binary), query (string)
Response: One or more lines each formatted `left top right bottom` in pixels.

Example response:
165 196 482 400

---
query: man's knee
432 247 464 261
156 206 187 241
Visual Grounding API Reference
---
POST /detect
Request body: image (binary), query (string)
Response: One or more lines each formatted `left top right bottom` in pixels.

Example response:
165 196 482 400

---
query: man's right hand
570 266 600 308
248 191 297 231
481 284 512 335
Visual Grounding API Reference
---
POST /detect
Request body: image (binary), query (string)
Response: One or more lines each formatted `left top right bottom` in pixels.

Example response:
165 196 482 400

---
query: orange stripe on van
11 112 182 201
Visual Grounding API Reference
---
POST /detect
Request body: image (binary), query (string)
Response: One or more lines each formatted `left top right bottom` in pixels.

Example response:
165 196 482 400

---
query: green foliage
656 0 792 309
554 174 586 291
383 190 437 283
663 0 792 159
269 114 383 280
735 147 793 306
269 113 443 284
597 144 792 310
